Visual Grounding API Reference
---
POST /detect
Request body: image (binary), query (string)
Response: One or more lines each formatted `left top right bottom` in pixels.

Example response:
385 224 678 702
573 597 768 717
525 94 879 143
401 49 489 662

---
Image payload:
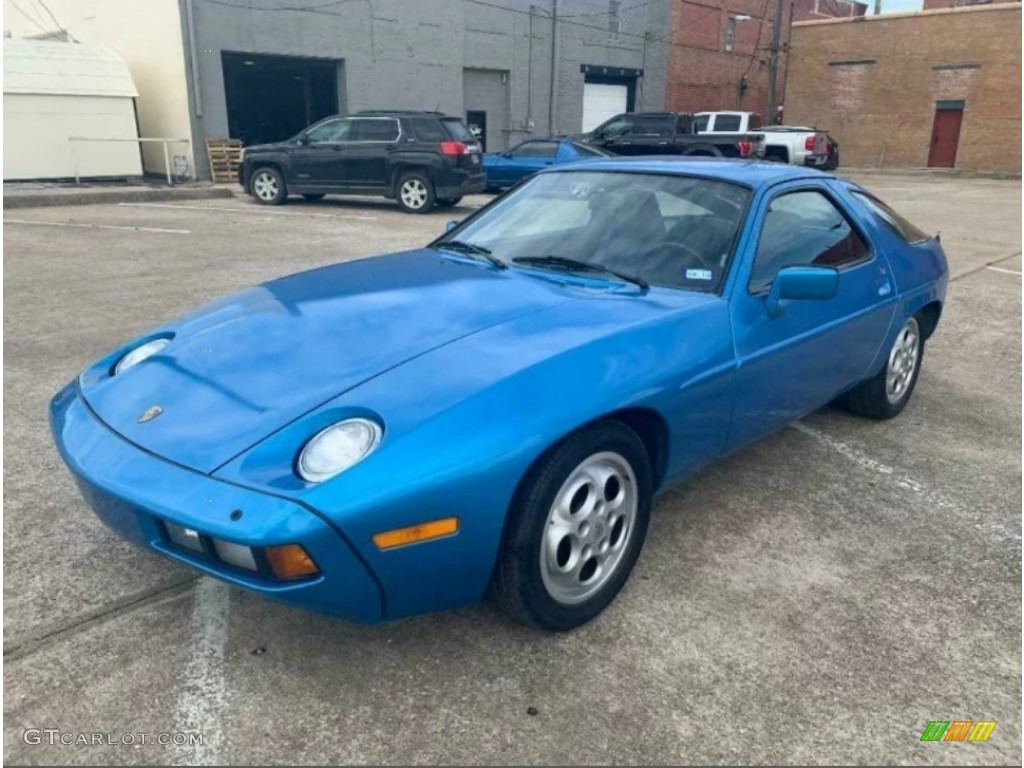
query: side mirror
445 220 459 232
765 266 839 318
298 134 310 146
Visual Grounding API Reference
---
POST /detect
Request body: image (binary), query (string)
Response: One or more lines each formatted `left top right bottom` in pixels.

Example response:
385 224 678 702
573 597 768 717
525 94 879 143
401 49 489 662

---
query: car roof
542 156 832 188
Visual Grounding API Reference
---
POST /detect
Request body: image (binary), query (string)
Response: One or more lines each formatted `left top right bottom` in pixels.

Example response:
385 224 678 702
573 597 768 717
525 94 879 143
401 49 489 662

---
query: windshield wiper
512 255 648 290
434 240 506 269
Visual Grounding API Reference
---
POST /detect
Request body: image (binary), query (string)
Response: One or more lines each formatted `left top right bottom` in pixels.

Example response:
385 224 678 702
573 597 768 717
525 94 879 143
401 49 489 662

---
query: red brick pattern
665 0 867 120
785 4 1022 171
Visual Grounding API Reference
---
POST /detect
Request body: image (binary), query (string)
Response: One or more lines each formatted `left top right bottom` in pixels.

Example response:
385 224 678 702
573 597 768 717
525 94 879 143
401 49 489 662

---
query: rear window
572 142 608 157
852 190 931 244
408 118 446 142
441 119 475 141
693 115 710 134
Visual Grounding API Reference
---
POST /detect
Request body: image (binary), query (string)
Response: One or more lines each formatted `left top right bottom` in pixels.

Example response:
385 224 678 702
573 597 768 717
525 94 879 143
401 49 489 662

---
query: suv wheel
396 172 435 214
250 167 287 205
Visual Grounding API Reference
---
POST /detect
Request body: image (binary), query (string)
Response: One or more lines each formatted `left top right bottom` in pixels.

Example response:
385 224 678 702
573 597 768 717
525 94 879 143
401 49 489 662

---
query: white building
3 38 144 181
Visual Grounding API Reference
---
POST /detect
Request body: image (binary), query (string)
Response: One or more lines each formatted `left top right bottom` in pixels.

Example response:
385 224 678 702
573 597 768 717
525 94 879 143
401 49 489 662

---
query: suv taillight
736 140 752 158
805 135 817 152
440 141 467 156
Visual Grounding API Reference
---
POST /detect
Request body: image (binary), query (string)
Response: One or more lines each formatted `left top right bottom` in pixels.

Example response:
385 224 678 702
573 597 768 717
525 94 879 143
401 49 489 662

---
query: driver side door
727 181 897 448
289 117 350 188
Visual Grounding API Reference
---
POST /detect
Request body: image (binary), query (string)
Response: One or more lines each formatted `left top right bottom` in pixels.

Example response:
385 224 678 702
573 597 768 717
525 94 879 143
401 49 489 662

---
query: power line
30 0 78 40
6 0 47 32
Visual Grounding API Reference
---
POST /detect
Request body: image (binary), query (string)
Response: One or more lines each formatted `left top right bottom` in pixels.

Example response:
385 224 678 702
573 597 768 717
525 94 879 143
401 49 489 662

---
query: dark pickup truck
578 111 765 160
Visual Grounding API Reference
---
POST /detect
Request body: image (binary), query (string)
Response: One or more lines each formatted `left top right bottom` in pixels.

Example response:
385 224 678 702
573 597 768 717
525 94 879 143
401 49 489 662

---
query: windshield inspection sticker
685 268 713 281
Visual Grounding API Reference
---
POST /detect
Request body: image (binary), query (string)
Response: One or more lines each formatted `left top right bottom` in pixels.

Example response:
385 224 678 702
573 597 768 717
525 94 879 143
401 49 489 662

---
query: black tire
492 420 653 632
841 314 924 419
436 197 462 208
249 166 287 206
302 193 325 202
395 171 436 214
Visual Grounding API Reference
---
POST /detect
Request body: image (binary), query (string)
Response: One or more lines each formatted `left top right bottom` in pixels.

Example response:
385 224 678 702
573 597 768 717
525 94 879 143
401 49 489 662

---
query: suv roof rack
356 110 449 116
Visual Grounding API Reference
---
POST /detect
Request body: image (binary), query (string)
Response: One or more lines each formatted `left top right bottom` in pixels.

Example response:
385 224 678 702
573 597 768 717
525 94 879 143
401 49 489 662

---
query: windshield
436 171 751 292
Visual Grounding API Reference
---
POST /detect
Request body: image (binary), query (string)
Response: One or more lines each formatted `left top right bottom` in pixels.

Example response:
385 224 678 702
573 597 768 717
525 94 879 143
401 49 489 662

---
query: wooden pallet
205 138 243 184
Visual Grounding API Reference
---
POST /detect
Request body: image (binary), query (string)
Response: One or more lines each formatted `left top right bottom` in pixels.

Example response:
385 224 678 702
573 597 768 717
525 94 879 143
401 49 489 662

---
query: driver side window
749 189 870 293
599 116 635 138
305 118 350 144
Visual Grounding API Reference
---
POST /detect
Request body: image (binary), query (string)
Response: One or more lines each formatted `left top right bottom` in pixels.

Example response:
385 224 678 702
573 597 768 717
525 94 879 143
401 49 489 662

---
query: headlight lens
297 418 382 483
113 338 170 375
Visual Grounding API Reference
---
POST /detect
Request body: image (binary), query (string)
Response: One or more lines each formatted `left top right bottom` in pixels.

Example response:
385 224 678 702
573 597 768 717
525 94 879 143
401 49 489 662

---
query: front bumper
49 381 383 623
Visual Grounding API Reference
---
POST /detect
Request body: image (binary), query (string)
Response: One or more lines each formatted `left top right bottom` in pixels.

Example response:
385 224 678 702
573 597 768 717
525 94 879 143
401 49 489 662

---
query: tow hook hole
230 509 243 521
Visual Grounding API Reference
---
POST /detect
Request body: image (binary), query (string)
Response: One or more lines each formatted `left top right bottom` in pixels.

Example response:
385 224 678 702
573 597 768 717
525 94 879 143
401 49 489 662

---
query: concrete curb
2 185 236 209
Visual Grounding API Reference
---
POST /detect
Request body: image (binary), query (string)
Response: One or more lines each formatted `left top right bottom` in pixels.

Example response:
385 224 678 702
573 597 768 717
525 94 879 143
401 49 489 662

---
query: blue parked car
50 160 947 631
482 137 609 191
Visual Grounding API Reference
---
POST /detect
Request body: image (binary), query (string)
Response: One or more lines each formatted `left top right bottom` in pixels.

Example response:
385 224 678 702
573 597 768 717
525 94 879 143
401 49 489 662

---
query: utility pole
548 0 560 136
766 0 785 122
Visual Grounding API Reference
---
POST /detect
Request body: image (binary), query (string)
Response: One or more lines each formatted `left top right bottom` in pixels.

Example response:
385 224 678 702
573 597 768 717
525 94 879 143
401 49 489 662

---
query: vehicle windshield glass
435 171 751 292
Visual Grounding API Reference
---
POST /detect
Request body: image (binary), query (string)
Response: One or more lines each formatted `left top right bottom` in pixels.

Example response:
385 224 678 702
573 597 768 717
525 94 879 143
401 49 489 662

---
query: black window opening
223 52 340 146
715 115 742 132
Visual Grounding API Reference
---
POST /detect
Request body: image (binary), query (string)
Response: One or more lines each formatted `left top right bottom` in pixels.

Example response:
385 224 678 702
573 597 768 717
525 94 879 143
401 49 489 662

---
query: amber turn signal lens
264 544 319 580
372 517 459 550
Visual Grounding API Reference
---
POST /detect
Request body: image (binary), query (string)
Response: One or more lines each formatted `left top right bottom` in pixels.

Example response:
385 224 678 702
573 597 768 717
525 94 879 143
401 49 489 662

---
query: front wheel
396 172 435 213
249 167 287 205
841 314 923 419
492 421 653 631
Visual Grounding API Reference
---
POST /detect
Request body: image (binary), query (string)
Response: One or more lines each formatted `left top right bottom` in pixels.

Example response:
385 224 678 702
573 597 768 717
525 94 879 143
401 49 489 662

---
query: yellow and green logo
920 720 997 742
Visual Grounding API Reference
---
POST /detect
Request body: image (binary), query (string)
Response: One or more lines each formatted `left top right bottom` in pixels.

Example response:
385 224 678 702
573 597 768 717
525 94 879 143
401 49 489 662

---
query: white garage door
581 83 628 132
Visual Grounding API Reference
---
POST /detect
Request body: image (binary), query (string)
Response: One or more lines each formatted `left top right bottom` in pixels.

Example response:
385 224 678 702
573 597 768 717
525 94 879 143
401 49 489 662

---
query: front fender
216 290 735 618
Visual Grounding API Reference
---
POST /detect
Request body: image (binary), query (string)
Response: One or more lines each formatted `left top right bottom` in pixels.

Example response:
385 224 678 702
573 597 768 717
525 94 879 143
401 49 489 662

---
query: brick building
785 2 1022 172
665 0 865 118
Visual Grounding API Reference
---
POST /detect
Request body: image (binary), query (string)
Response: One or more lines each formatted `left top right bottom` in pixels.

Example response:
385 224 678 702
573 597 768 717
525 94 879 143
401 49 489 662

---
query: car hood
80 250 579 474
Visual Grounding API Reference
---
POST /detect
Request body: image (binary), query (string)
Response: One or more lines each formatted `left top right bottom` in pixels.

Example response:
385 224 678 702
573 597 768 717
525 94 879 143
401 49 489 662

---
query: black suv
238 111 486 213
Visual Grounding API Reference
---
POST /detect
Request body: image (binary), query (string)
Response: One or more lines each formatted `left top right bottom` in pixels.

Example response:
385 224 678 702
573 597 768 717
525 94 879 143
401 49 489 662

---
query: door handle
544 161 553 165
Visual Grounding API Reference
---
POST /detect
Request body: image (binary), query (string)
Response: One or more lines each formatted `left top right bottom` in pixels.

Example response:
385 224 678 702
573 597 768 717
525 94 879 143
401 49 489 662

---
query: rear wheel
841 315 923 419
492 420 653 631
396 172 435 213
250 167 287 205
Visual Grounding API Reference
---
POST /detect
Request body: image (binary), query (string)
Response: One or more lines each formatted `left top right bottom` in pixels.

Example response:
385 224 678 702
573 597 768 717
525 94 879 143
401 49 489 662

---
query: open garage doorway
222 52 342 146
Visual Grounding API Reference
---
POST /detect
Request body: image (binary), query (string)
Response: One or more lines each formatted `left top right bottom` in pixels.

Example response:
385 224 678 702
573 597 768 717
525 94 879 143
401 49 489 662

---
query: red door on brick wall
928 102 964 168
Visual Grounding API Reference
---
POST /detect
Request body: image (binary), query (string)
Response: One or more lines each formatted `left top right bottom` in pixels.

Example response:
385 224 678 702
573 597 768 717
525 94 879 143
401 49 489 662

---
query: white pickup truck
694 111 838 170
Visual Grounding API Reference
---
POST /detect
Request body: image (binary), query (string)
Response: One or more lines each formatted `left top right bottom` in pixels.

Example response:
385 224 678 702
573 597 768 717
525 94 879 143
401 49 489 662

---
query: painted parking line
4 218 190 234
986 266 1022 276
173 578 230 765
118 202 378 221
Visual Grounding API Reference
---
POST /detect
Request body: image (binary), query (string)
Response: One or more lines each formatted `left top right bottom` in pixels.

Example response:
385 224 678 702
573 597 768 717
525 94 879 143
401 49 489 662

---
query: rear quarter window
851 190 931 244
409 118 446 142
441 119 475 141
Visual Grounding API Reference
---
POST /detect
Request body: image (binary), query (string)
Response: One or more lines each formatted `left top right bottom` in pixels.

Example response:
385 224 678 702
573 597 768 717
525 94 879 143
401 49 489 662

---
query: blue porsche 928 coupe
51 159 948 631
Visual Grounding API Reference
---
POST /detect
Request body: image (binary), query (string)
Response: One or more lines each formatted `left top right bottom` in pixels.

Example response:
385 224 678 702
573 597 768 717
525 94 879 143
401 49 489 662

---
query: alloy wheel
540 451 638 605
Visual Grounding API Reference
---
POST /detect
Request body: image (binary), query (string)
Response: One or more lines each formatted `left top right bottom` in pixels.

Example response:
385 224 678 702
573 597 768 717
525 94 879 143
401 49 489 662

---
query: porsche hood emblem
137 405 164 423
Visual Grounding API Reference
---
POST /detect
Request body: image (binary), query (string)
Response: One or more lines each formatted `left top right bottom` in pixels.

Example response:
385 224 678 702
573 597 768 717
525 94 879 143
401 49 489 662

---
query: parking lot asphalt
4 173 1021 765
